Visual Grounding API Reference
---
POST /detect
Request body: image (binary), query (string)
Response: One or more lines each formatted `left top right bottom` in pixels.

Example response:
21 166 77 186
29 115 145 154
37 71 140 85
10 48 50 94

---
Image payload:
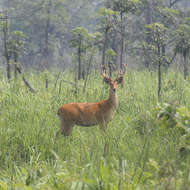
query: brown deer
56 64 126 137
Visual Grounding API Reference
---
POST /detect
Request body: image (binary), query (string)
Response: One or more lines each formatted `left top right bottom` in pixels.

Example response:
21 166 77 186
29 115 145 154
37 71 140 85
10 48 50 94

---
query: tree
175 20 190 79
145 23 168 97
106 0 140 69
105 48 117 76
145 0 153 68
70 27 95 80
142 0 178 69
10 31 27 79
0 13 11 82
2 0 68 68
97 8 117 68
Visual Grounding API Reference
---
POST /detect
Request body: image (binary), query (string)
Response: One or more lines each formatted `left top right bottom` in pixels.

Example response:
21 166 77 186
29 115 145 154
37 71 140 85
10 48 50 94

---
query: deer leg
55 120 70 140
55 120 65 141
99 121 107 135
62 122 74 136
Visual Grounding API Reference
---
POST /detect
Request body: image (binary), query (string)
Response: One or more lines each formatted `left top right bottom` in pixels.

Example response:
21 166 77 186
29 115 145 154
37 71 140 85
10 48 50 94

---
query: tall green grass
0 69 190 189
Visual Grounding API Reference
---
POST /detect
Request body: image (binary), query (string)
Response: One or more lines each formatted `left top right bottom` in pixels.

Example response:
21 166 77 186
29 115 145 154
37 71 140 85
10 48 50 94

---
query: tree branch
16 66 35 93
169 0 181 8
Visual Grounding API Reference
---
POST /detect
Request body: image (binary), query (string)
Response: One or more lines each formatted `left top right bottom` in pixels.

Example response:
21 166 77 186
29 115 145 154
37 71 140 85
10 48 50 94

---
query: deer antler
115 64 126 83
101 65 111 83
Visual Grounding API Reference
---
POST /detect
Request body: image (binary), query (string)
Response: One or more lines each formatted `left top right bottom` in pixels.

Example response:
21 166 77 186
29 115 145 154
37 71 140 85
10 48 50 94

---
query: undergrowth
0 69 190 189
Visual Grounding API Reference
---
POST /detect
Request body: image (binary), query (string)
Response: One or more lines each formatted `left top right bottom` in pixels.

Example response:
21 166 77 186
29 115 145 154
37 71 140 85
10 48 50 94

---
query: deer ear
116 77 123 84
104 77 111 84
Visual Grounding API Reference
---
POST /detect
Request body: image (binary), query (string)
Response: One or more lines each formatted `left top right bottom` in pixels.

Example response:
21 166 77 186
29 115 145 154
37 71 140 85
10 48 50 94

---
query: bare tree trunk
158 45 161 98
162 45 168 70
74 75 78 95
158 61 161 97
112 29 119 67
82 65 85 80
13 48 18 80
102 27 109 66
14 65 17 79
45 79 48 89
53 70 62 90
108 62 112 77
6 59 11 83
3 15 11 82
120 12 124 70
184 53 188 80
59 80 62 95
41 0 52 88
78 38 82 80
120 12 125 88
83 52 94 92
145 0 153 68
44 0 51 63
16 66 35 93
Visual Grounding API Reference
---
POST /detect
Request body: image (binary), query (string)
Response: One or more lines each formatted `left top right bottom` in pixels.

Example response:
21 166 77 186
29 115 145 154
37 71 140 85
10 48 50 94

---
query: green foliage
70 27 94 49
98 8 117 16
184 17 190 25
108 0 140 13
10 30 28 57
179 133 190 158
175 23 190 56
156 103 178 129
145 23 168 46
97 8 118 32
155 6 179 25
156 103 190 159
105 48 117 64
70 26 97 72
156 103 190 134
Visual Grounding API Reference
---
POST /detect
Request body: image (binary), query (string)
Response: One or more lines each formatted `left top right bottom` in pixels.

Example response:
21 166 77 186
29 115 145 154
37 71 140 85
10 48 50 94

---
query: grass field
0 69 190 189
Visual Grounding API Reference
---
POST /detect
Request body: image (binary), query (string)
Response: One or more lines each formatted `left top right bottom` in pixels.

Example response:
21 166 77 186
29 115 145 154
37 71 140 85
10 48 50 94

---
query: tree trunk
43 0 51 70
14 65 17 79
83 51 94 92
158 60 161 97
16 66 35 93
112 29 119 67
120 12 125 88
13 48 18 79
145 0 153 68
6 59 11 83
45 79 48 89
120 12 124 70
82 65 85 80
158 46 161 98
102 27 109 66
108 62 112 77
162 45 168 70
78 38 82 80
3 15 11 83
184 53 188 80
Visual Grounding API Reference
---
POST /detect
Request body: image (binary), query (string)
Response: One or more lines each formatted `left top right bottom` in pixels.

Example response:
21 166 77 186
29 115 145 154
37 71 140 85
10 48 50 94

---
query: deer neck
107 89 118 110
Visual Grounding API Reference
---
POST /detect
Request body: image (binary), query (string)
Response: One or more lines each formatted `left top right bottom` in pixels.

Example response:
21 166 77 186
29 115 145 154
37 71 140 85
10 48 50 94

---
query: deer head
101 64 126 93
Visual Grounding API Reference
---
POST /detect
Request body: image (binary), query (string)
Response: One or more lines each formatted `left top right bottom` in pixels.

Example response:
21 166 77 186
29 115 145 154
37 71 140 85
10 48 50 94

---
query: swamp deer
56 64 126 137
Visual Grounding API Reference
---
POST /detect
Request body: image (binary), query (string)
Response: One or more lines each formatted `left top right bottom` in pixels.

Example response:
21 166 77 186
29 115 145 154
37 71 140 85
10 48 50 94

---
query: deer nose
112 88 116 92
